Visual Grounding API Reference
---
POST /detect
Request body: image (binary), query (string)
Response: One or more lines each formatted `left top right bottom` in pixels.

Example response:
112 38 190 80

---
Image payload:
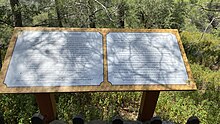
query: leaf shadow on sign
107 32 188 90
5 31 103 87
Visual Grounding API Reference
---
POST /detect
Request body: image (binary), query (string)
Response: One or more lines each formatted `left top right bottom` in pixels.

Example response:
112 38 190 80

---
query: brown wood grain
35 93 56 123
138 91 160 121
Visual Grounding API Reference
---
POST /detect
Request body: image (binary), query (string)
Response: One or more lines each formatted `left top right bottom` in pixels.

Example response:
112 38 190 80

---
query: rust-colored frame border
0 27 196 93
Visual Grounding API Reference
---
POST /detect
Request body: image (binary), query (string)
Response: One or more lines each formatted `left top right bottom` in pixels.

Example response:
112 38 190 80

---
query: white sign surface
4 31 103 87
107 32 188 85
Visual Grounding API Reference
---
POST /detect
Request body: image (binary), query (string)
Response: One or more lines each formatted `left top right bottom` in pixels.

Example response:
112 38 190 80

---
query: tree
136 0 174 28
187 0 220 33
9 0 22 27
55 0 63 27
206 0 220 29
117 1 129 28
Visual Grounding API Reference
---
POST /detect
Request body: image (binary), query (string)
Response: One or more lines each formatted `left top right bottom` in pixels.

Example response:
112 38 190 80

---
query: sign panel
0 28 196 93
4 31 103 87
107 33 188 85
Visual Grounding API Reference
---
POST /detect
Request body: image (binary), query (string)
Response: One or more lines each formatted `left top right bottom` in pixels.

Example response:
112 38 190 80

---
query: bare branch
0 19 13 27
199 16 220 41
94 0 114 21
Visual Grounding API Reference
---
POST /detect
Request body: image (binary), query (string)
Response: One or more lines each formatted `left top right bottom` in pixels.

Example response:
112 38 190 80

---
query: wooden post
138 91 160 122
35 93 56 124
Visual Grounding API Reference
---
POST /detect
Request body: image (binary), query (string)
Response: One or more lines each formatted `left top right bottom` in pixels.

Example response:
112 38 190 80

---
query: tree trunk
10 0 22 27
207 0 219 29
55 0 63 27
88 0 96 28
89 14 96 28
118 2 125 28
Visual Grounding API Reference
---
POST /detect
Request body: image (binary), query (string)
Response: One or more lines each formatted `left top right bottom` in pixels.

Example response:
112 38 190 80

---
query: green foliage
0 1 13 55
156 64 220 124
171 0 188 30
135 0 187 29
0 4 13 27
56 92 141 123
181 31 220 68
156 25 220 124
0 26 13 61
0 94 37 123
184 0 220 33
0 0 219 123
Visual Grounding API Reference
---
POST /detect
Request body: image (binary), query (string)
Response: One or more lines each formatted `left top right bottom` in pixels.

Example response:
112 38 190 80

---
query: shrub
156 64 220 124
181 31 220 68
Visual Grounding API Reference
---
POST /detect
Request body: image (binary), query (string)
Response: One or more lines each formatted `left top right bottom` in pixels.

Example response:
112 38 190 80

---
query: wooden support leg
138 91 160 122
35 93 56 124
